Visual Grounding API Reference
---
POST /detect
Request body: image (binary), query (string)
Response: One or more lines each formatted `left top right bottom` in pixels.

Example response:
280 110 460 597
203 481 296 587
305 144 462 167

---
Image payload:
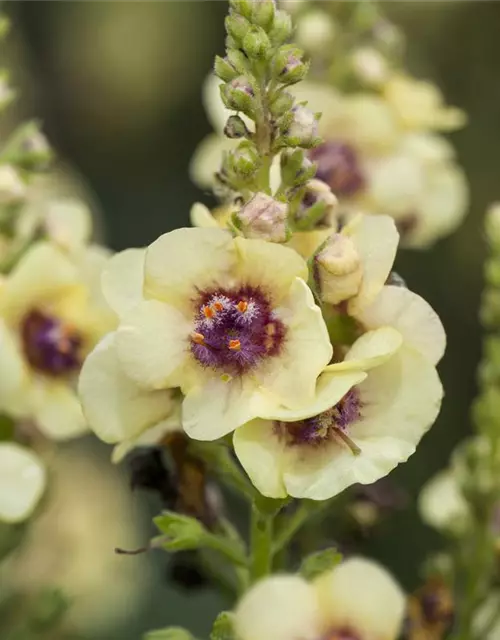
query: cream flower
234 557 406 640
79 228 332 443
234 327 443 500
418 469 470 534
0 241 115 439
0 442 46 523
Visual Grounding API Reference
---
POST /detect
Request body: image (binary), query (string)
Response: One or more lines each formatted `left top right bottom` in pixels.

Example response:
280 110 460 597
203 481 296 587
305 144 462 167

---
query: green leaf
210 612 236 640
300 548 342 580
144 627 196 640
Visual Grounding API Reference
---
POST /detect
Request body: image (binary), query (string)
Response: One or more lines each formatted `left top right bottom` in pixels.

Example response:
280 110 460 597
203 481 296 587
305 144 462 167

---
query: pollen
228 339 241 351
266 322 276 336
237 300 248 313
191 331 206 345
213 301 224 312
203 305 215 319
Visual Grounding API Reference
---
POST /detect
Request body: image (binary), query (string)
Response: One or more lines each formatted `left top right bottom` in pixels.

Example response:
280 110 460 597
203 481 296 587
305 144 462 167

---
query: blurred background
2 1 500 638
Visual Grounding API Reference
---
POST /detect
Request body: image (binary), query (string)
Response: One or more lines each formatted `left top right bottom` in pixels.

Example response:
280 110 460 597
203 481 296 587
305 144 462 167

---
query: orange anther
237 300 248 313
213 301 224 311
228 339 241 351
203 305 215 319
191 332 206 345
266 323 276 336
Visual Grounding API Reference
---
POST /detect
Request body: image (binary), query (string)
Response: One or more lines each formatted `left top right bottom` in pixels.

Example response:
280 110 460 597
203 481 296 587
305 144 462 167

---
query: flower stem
273 499 333 555
250 503 274 583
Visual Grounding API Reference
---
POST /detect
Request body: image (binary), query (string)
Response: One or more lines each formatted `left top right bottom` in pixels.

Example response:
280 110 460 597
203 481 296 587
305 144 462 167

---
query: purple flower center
309 142 365 198
276 389 361 447
21 309 83 377
190 286 285 377
324 629 361 640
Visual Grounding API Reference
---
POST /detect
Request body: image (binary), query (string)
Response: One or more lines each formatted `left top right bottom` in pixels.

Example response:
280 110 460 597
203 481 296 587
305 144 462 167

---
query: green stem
250 504 274 583
273 499 332 555
204 532 248 568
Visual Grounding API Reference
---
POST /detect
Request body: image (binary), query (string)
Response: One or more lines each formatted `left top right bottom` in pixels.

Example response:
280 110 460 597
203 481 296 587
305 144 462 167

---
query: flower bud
224 115 250 139
220 76 255 116
269 90 294 117
0 165 26 205
242 25 271 59
227 49 251 75
295 10 336 55
268 10 293 45
351 47 388 87
234 192 288 242
273 46 309 85
284 105 320 148
314 233 363 305
2 122 53 171
280 149 316 187
227 142 260 178
154 511 208 552
214 55 239 82
251 0 276 31
229 0 253 19
296 179 338 228
225 13 251 43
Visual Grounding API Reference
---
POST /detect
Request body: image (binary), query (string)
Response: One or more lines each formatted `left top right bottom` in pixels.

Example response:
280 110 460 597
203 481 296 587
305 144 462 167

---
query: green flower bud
269 90 294 117
225 13 251 43
220 76 255 116
154 512 207 552
229 0 253 20
210 612 236 640
1 121 53 171
251 0 276 31
226 142 260 178
268 10 293 45
214 55 239 82
242 25 271 59
296 179 338 228
224 115 250 139
273 45 309 84
227 49 251 75
283 104 320 148
234 192 289 242
300 548 342 580
280 148 316 186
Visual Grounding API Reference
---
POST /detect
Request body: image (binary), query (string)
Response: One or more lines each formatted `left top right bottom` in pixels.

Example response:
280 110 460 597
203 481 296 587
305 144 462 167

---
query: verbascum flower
234 557 405 640
418 469 470 534
234 326 442 499
290 82 468 248
0 442 46 523
0 241 115 439
79 228 332 443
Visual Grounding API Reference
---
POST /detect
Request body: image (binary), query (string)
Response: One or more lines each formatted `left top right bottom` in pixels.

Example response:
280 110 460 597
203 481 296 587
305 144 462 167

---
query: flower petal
325 327 402 373
315 557 405 639
0 242 79 321
0 319 29 412
144 227 235 308
264 278 332 408
115 299 191 390
235 575 321 640
189 133 239 189
112 413 181 464
344 214 399 313
0 442 46 523
233 419 288 498
78 333 174 444
101 248 146 318
234 237 308 302
190 202 220 229
182 375 272 441
32 380 88 440
355 285 446 365
418 470 469 532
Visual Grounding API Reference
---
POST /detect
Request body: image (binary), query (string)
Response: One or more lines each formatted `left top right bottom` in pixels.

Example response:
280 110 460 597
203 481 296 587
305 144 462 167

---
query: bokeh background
3 1 500 638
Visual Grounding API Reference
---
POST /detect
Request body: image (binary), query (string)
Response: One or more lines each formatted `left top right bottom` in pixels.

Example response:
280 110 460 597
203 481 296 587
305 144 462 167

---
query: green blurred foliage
3 0 500 638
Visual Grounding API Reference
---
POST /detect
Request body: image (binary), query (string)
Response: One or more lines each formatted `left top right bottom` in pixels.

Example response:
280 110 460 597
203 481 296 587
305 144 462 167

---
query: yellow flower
418 469 470 534
79 228 332 443
234 557 405 640
0 241 115 439
383 73 466 132
234 327 442 499
0 442 46 523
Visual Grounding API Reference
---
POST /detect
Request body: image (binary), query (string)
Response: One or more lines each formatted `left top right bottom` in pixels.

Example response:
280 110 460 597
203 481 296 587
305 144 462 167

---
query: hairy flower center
21 309 83 377
190 286 285 376
309 142 365 198
277 389 361 452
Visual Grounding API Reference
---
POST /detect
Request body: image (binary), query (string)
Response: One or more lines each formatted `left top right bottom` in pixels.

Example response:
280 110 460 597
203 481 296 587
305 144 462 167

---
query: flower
234 557 406 640
79 228 332 443
418 469 470 534
234 326 442 499
0 241 115 439
0 442 46 523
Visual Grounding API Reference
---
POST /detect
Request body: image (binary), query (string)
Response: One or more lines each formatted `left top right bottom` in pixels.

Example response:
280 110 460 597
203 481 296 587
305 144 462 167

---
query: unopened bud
227 49 251 75
214 56 239 83
235 192 289 242
251 0 276 31
227 142 259 178
229 0 253 20
0 165 26 205
2 122 53 171
351 47 388 87
297 179 338 228
274 46 308 85
268 10 293 46
225 13 251 43
284 105 320 148
281 149 316 187
242 25 271 58
315 234 363 305
295 10 336 55
224 115 250 139
270 90 294 117
220 76 255 116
